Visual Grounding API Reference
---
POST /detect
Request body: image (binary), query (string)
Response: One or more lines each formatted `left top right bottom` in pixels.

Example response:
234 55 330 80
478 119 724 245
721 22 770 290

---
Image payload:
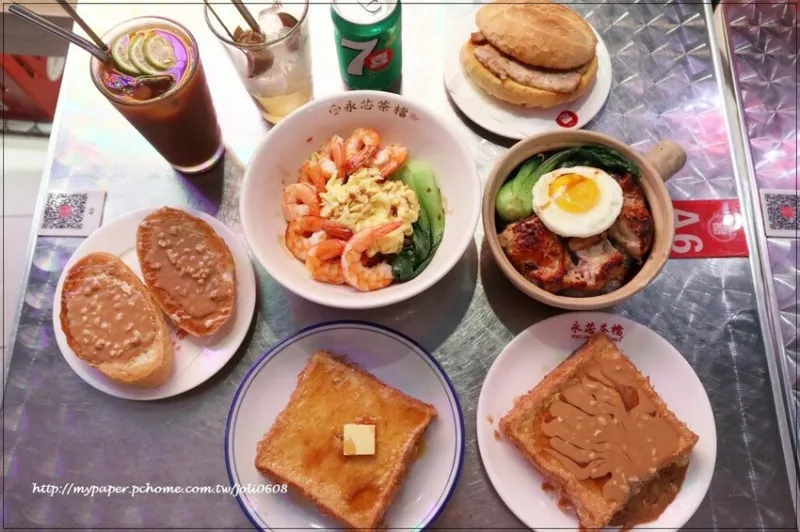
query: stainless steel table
3 1 797 529
720 0 799 516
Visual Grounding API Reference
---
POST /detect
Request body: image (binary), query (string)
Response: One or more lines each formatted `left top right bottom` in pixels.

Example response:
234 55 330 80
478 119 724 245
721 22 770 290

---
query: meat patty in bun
461 1 599 109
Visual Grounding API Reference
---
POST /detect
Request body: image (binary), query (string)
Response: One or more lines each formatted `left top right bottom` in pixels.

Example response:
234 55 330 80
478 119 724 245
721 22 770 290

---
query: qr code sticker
38 190 105 237
42 193 87 230
761 189 798 238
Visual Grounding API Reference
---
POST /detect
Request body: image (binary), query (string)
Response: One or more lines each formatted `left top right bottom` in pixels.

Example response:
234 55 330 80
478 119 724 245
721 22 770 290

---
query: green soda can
331 0 402 90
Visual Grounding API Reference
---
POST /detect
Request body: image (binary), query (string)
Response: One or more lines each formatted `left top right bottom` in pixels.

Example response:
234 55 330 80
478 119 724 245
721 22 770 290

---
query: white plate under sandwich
52 207 257 400
443 12 613 140
476 312 717 531
226 321 465 530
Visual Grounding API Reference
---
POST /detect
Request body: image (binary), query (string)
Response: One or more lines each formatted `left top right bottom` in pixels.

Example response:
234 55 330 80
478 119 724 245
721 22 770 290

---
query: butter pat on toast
500 333 698 529
255 351 437 531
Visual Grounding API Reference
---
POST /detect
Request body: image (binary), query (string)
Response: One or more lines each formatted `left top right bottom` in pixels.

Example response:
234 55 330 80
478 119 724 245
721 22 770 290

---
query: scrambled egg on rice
320 167 420 257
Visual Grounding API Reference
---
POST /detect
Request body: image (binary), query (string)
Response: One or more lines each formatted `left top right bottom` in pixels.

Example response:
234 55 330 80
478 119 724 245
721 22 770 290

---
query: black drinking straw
55 0 109 54
204 0 236 40
8 2 110 63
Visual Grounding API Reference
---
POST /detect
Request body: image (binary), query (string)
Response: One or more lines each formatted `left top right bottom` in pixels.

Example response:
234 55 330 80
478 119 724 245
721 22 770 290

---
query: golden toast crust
255 351 437 531
499 334 699 528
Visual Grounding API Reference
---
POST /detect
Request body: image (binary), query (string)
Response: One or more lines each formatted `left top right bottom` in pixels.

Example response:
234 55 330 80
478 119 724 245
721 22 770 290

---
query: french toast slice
60 252 173 387
499 333 698 529
136 207 236 337
255 351 437 531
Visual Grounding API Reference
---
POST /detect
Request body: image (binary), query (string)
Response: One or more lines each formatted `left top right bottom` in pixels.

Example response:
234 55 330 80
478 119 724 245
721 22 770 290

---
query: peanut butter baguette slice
60 252 174 387
136 207 236 337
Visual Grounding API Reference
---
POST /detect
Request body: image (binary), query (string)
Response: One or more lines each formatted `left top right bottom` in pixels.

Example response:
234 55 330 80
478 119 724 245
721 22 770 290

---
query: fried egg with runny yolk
531 166 623 238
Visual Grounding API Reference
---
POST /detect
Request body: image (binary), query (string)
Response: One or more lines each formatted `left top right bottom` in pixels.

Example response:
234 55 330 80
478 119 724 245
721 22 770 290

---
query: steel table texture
2 1 796 530
721 0 799 512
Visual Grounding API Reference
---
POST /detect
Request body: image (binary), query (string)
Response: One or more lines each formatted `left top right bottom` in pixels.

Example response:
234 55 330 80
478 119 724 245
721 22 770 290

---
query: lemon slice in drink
143 32 177 71
111 35 140 75
128 34 159 76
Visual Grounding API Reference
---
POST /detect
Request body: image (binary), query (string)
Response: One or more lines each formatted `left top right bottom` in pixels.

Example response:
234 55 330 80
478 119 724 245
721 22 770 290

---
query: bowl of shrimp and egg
284 139 420 258
286 135 439 291
239 91 481 309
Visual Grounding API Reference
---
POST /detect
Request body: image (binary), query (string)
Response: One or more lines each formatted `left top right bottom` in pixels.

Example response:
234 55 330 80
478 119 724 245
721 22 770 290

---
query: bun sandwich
461 1 599 108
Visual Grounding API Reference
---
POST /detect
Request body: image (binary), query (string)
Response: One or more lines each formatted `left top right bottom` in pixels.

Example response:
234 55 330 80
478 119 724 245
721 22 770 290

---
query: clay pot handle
644 141 686 182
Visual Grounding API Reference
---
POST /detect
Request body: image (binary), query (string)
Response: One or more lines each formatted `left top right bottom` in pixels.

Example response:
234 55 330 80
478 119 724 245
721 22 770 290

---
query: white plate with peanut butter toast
477 312 716 531
53 206 256 400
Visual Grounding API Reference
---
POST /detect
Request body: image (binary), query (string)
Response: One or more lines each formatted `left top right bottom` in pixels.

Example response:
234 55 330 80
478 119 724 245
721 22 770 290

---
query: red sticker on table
57 204 72 217
669 199 749 259
556 111 578 128
365 49 392 71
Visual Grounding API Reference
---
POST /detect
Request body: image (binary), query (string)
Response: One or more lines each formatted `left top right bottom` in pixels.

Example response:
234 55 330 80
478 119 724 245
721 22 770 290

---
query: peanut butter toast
60 252 173 387
136 207 235 337
499 333 698 529
255 351 437 531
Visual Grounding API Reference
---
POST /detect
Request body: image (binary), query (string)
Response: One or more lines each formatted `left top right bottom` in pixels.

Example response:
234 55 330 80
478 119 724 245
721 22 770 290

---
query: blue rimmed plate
226 321 465 530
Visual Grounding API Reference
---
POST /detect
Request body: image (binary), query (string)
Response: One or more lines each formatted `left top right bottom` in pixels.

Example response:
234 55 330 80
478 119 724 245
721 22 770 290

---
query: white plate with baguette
52 206 257 400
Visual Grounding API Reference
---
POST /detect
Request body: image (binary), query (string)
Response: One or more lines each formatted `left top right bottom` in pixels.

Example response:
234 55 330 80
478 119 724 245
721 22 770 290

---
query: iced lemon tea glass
204 1 312 123
90 16 223 174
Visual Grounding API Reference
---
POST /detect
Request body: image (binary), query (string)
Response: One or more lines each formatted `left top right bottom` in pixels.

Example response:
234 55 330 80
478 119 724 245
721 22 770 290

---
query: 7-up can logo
341 39 394 75
366 48 393 71
332 0 402 91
